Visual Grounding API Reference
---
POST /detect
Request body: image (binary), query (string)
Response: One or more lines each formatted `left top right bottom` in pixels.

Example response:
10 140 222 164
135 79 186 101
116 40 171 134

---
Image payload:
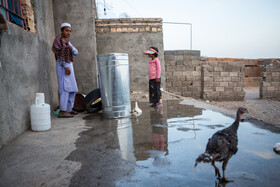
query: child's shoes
156 104 163 108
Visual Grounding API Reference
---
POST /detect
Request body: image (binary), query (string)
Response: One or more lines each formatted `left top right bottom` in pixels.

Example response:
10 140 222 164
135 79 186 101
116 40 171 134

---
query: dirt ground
131 88 280 126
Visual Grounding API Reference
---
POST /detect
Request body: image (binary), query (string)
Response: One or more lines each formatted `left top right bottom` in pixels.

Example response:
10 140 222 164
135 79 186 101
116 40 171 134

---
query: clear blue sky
96 0 280 59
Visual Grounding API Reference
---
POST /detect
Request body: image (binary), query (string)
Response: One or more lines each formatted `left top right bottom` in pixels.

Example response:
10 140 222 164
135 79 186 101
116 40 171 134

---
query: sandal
156 104 163 108
70 111 78 115
58 112 74 118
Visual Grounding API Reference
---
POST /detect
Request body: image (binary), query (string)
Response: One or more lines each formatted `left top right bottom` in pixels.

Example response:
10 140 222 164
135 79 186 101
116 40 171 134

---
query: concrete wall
260 60 280 99
202 61 245 101
53 0 98 94
164 50 201 98
95 18 165 92
164 51 246 101
0 0 57 149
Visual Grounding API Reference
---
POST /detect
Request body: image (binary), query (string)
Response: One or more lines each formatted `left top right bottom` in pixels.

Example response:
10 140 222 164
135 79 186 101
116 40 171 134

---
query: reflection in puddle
68 101 280 187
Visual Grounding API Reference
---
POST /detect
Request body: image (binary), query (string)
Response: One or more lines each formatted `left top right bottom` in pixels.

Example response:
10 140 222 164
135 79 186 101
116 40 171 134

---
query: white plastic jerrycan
30 93 51 131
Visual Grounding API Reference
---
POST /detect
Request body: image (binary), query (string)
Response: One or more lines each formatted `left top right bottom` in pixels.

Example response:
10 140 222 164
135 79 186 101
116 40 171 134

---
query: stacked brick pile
95 18 162 33
260 60 280 99
202 61 245 101
21 0 36 33
164 50 202 98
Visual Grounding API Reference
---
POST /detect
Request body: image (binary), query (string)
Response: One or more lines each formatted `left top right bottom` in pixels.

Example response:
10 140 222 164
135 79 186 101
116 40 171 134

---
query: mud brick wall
164 50 202 98
95 18 162 33
260 60 280 99
202 61 245 101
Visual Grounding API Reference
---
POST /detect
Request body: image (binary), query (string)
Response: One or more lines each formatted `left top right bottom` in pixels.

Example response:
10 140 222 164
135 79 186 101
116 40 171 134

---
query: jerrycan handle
35 97 39 108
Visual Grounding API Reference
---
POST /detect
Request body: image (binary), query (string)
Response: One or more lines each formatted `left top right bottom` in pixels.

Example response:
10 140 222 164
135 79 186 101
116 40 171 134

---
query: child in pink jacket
145 47 162 108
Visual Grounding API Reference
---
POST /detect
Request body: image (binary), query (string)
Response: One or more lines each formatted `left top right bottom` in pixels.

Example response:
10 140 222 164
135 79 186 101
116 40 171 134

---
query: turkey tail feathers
194 153 212 168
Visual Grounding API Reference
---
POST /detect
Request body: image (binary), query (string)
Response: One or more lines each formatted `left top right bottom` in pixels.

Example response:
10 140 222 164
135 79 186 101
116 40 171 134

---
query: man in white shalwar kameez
52 23 78 118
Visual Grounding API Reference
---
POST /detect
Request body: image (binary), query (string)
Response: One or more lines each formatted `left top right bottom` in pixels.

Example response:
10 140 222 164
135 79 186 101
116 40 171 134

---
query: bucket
97 53 131 118
30 93 51 131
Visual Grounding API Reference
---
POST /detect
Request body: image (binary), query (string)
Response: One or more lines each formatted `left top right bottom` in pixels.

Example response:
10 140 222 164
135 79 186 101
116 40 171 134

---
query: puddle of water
68 101 280 187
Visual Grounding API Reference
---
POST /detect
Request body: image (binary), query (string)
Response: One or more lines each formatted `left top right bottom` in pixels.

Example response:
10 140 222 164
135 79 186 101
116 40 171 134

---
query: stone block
203 87 213 92
272 82 280 87
164 55 175 61
228 82 238 87
225 87 234 92
231 77 241 82
176 65 186 71
166 66 176 71
208 61 219 66
176 61 184 65
214 77 223 82
267 86 276 91
173 71 183 77
165 72 173 77
220 82 229 87
272 72 280 77
215 87 225 92
166 82 172 87
213 82 220 87
183 56 192 61
221 72 230 76
183 60 192 65
230 72 238 77
214 67 223 72
234 87 242 91
193 81 201 87
166 77 175 82
262 82 271 87
192 71 201 76
186 74 194 80
173 82 183 87
195 76 201 81
176 77 185 81
175 55 184 61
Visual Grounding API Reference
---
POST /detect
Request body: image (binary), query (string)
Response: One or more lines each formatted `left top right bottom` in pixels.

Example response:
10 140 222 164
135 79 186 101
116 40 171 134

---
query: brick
215 87 225 92
166 66 176 71
176 66 186 71
234 87 242 91
228 82 238 87
203 87 213 92
220 82 229 87
173 71 183 76
164 55 175 61
214 77 223 82
230 72 238 76
176 61 184 65
214 67 223 72
231 77 241 82
272 72 280 77
221 72 230 76
192 71 201 76
173 82 183 87
175 55 184 61
267 86 276 91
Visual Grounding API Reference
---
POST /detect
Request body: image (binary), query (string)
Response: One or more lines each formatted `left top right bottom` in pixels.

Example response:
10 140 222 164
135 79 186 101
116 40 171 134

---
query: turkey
194 107 248 182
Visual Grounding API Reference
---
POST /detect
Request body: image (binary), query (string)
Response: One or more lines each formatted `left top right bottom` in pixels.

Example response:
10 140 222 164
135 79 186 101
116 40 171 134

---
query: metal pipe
163 21 192 50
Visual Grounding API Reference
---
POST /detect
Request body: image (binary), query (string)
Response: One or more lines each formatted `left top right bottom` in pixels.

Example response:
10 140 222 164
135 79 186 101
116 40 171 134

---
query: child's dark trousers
149 78 162 104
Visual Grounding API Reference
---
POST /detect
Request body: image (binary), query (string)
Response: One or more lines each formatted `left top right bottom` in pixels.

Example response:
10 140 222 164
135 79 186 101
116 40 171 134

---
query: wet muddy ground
67 101 280 187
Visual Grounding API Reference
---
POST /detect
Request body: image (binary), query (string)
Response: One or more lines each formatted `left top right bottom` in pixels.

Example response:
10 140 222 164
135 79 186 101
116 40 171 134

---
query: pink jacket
149 58 161 80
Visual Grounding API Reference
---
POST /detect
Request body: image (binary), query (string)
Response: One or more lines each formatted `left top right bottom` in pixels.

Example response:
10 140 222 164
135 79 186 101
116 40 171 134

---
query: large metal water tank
97 53 131 118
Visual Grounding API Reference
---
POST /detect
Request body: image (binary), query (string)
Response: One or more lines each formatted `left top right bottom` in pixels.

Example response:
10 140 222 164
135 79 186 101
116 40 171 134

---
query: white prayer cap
61 23 71 28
